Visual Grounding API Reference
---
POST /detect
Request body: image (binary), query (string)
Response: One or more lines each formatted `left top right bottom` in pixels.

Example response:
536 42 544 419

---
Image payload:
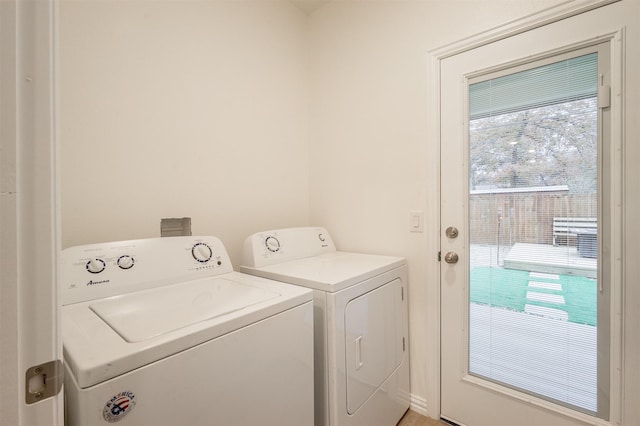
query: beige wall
59 0 310 264
307 0 567 411
59 0 640 422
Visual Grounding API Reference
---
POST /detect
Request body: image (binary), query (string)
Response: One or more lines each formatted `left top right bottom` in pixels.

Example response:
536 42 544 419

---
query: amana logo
86 279 109 286
103 391 136 423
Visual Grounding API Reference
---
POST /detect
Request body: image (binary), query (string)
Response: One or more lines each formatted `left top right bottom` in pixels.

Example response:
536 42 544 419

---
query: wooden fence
469 187 597 246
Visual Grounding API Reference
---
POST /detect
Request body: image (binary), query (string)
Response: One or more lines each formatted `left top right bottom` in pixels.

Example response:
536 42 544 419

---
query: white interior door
439 3 623 426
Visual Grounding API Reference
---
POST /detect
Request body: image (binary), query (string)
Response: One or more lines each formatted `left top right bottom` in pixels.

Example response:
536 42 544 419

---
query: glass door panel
468 52 602 416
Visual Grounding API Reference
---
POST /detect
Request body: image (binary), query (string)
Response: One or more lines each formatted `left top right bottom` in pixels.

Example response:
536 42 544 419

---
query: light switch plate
409 210 424 233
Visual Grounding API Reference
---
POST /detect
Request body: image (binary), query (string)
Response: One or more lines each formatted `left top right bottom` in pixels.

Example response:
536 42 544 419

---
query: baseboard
409 393 429 416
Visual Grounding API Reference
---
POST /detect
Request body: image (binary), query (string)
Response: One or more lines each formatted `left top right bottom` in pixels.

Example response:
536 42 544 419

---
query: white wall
308 0 640 420
59 0 310 264
59 0 640 423
308 0 566 411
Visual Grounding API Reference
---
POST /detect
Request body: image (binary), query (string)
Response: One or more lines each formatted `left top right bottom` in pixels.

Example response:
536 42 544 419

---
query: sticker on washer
103 391 136 423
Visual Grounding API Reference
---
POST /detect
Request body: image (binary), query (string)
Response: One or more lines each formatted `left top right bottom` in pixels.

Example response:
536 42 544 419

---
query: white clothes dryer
240 227 410 426
61 236 314 426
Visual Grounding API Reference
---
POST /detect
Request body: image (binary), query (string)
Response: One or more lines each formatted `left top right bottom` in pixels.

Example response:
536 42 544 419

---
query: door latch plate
25 359 63 404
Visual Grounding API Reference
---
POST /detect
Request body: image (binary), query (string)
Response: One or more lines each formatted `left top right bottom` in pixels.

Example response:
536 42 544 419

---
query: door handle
444 252 459 264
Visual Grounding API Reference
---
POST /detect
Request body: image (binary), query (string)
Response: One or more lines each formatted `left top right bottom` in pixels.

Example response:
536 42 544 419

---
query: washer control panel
60 236 233 305
241 227 336 268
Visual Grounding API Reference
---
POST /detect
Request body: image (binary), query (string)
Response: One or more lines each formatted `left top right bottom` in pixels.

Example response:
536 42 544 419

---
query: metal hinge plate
599 74 610 109
25 360 63 404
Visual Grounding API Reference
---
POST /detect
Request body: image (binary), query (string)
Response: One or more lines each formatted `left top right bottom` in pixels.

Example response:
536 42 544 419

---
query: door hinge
25 360 64 404
401 286 404 301
402 337 406 352
438 251 441 262
599 74 610 109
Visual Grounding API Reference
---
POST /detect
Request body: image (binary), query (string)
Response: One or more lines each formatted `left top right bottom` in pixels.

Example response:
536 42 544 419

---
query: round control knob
86 258 106 274
265 236 280 252
117 255 135 270
318 233 326 242
192 243 213 263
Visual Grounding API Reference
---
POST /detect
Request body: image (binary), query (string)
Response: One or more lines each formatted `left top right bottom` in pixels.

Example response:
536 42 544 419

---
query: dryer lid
240 251 405 292
90 277 280 342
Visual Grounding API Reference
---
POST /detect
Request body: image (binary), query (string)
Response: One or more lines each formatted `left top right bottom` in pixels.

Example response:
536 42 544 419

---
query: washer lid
240 251 406 292
63 271 312 389
90 277 280 343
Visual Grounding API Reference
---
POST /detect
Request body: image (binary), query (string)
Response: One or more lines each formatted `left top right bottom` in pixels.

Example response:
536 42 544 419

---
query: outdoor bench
552 217 597 247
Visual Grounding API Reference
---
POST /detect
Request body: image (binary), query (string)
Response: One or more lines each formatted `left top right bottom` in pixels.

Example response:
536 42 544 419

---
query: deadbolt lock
445 226 459 239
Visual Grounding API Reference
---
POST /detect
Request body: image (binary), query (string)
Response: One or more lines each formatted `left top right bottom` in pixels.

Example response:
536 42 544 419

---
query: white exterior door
0 0 62 424
439 2 625 425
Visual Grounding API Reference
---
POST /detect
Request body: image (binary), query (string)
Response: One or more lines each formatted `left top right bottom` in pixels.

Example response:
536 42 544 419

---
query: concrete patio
470 243 597 278
503 243 597 279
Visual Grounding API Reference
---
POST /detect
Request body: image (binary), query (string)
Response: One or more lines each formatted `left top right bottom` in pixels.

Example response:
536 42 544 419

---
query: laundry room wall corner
307 0 570 418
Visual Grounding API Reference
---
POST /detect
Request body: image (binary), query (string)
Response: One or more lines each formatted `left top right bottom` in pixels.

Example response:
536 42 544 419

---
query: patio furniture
573 228 598 258
552 217 597 246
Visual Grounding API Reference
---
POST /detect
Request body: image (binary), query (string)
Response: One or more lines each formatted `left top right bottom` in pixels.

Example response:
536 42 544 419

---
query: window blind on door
469 53 598 120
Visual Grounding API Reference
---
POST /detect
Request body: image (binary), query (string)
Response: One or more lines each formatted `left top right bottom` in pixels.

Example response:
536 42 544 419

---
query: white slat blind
470 53 598 119
467 52 600 415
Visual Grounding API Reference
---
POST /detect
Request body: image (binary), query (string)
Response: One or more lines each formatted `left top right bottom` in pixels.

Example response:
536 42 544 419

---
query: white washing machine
240 227 410 426
61 236 314 426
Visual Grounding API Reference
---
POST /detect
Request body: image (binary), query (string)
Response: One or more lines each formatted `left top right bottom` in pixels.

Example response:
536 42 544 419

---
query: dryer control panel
60 236 233 305
241 227 336 268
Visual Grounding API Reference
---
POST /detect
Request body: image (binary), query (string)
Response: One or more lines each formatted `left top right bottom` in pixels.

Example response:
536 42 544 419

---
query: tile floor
397 410 450 426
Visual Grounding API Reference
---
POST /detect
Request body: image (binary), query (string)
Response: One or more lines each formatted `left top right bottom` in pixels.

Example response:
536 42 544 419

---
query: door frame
0 0 62 424
425 0 626 422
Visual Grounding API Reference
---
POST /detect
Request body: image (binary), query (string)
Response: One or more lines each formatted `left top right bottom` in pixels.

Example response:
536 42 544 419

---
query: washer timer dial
117 255 135 270
86 258 106 274
265 236 280 253
192 243 213 263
